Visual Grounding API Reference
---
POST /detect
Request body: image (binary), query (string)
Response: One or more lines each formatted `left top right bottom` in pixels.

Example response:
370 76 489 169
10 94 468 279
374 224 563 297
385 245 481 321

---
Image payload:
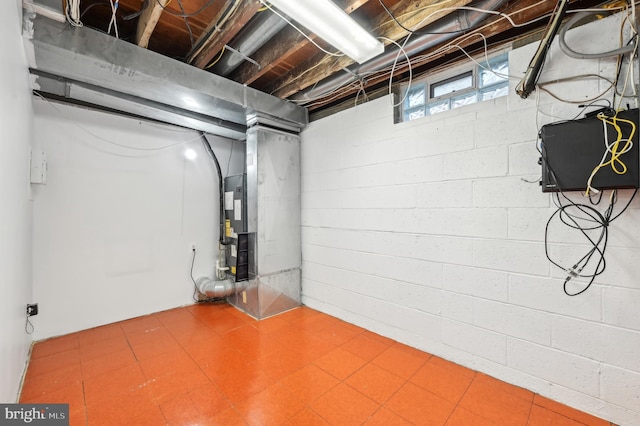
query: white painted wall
0 0 35 403
301 13 640 425
31 99 245 339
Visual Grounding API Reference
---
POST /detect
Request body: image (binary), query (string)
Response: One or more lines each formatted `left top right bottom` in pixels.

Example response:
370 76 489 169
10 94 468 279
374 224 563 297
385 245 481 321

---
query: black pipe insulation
199 131 227 245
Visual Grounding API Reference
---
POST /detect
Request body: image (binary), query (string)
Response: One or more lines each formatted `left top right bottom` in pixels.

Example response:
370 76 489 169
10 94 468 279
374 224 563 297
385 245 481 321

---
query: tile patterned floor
20 304 612 425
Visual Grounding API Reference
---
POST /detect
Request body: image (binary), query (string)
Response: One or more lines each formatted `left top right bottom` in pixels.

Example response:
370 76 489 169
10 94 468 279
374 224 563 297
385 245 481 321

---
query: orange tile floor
20 304 611 426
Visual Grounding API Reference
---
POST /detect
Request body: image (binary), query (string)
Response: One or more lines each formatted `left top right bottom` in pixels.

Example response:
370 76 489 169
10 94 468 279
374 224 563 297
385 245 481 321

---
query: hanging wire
153 0 215 18
378 36 412 107
66 0 84 26
107 0 119 38
175 0 195 47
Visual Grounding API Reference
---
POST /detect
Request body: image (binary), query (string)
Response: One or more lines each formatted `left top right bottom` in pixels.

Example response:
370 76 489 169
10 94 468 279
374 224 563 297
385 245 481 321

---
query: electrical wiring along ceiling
66 0 618 117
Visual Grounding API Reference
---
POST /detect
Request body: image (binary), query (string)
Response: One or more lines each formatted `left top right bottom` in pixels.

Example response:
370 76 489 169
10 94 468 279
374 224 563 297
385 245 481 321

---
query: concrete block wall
300 13 640 425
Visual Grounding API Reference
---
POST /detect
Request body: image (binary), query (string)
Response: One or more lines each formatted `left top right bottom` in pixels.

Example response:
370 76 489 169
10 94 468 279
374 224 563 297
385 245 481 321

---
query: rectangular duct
228 126 301 319
24 14 308 140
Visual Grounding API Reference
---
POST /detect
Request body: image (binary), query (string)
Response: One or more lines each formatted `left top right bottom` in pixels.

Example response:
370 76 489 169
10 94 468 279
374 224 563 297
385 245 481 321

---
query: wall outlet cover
27 303 38 316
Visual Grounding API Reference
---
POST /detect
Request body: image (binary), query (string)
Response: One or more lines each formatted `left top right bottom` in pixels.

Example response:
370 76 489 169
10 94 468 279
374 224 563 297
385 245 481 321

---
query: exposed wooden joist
136 0 170 48
229 0 371 85
266 0 476 98
188 0 262 69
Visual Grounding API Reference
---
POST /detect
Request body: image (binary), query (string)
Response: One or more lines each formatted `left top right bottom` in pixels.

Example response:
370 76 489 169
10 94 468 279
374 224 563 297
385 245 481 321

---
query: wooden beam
189 0 262 69
136 0 170 48
267 0 476 98
187 0 238 63
229 0 371 85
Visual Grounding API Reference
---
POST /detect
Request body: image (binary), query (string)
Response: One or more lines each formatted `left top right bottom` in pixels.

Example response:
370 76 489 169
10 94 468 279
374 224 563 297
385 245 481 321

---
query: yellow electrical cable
584 112 636 196
205 46 226 69
598 113 635 174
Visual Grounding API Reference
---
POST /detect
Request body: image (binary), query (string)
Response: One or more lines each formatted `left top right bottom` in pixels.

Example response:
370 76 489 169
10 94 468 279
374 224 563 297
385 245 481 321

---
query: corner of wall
0 0 36 403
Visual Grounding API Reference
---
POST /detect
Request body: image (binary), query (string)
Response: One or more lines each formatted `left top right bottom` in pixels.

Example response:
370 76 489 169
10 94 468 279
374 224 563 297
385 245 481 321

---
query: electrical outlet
190 242 196 251
26 303 38 317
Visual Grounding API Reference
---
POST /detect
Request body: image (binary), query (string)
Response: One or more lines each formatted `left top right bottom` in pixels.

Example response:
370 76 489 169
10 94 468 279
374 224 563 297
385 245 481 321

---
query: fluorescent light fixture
267 0 384 64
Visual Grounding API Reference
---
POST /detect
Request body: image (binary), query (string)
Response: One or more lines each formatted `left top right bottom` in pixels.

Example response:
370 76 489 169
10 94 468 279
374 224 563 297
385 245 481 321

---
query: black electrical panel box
540 108 640 192
224 174 248 282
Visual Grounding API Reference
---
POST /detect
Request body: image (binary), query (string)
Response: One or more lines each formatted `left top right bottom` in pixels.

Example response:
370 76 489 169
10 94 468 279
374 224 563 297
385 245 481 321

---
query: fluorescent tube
267 0 384 64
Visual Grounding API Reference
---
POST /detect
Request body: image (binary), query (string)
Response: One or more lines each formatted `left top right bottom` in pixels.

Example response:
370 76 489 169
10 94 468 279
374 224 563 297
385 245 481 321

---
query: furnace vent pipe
292 0 507 102
196 277 244 298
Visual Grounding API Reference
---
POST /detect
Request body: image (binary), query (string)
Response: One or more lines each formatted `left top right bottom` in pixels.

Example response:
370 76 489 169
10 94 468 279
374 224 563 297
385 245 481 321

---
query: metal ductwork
292 0 508 103
226 118 302 319
197 115 302 318
211 12 288 77
24 12 308 140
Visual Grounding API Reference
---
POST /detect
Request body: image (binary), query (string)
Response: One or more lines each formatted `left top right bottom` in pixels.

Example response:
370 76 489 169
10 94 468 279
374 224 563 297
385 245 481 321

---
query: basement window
431 71 473 98
398 53 509 122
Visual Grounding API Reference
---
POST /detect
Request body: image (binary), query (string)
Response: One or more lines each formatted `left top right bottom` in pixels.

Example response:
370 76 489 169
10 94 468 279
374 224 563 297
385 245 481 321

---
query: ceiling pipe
212 11 289 76
292 0 508 103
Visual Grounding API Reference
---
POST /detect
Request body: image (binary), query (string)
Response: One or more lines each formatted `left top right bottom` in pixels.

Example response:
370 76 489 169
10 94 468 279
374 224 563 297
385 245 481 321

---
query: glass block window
452 92 478 109
427 101 449 115
479 55 509 88
431 71 473 98
406 84 426 109
398 52 509 122
404 107 426 121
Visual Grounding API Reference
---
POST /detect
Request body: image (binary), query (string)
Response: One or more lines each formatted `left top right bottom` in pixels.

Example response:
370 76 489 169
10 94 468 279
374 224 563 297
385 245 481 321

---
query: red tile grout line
120 324 140 363
523 393 535 426
313 335 397 424
144 309 241 424
376 355 429 424
156 327 237 424
293 327 427 425
357 373 413 424
80 381 88 426
438 364 476 426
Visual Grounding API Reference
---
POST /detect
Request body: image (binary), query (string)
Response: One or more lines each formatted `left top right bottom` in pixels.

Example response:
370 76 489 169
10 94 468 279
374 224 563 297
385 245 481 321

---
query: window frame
429 70 475 100
398 51 510 123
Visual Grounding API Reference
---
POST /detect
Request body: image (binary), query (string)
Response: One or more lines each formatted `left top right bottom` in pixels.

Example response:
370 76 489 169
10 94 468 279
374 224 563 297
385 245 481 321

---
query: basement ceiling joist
46 0 618 116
